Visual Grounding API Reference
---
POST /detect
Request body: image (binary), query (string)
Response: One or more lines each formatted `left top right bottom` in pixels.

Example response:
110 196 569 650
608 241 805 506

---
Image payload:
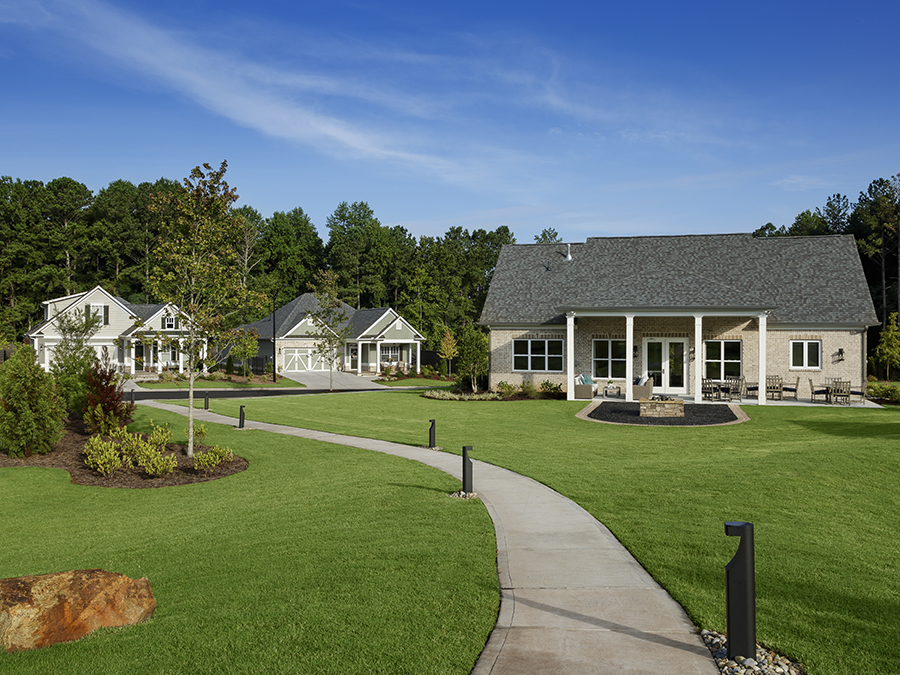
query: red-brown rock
0 569 156 652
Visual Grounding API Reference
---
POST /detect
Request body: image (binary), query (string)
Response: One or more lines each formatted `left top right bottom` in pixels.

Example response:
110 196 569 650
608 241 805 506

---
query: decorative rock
0 569 156 652
448 490 478 499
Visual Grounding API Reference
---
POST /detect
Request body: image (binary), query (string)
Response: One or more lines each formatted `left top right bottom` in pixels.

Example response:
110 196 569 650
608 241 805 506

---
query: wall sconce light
633 345 640 357
837 348 845 362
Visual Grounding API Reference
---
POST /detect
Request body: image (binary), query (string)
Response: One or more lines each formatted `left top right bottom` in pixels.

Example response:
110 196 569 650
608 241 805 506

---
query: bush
421 390 500 401
194 444 235 474
519 381 540 399
185 423 207 446
148 419 172 450
421 365 435 378
540 380 563 394
139 448 178 477
0 345 65 458
438 360 448 379
83 348 136 434
225 355 234 375
497 381 517 399
83 435 124 477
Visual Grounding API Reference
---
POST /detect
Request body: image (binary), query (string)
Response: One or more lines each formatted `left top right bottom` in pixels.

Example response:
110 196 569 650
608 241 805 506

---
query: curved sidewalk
141 400 719 675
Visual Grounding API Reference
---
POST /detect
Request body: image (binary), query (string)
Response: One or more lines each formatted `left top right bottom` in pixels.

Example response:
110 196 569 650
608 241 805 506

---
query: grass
137 378 301 389
191 391 900 675
0 407 498 674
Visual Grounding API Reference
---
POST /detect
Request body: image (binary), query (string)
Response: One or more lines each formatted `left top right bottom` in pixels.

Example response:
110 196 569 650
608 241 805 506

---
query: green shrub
438 360 448 378
83 435 125 477
421 365 434 378
0 345 65 458
539 380 563 394
83 348 136 434
421 390 500 401
139 448 178 477
519 381 540 399
83 403 118 436
225 355 234 375
184 423 207 446
497 381 517 399
193 444 235 474
148 419 172 450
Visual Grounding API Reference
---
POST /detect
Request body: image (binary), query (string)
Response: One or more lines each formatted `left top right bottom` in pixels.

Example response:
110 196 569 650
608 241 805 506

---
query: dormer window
164 317 176 330
87 303 109 325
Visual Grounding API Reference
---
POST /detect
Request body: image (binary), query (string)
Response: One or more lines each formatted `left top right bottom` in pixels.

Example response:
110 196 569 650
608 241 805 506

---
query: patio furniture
603 385 622 398
850 385 867 403
809 378 829 403
766 375 783 400
701 378 719 401
782 376 800 400
831 379 851 406
574 373 596 400
744 381 759 398
633 375 654 399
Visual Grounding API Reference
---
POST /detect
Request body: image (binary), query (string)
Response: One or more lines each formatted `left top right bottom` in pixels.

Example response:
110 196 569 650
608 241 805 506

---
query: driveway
279 370 389 390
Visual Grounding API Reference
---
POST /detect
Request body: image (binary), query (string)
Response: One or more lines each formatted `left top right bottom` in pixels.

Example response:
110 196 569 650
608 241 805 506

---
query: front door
644 339 687 395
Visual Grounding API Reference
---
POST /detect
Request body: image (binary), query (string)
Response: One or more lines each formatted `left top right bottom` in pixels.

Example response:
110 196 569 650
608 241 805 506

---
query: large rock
0 569 156 652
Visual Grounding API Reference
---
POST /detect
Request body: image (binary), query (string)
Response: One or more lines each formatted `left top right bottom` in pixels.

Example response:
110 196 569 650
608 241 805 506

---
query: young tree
875 312 900 380
456 324 489 392
438 329 458 377
149 161 265 456
83 346 136 434
310 270 353 392
50 308 102 414
228 327 261 378
0 345 65 458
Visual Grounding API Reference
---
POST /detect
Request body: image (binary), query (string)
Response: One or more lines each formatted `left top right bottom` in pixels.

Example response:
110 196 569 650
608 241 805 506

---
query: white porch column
566 312 576 401
129 341 135 375
148 340 155 372
758 312 767 406
376 342 381 374
416 341 421 374
178 339 184 374
625 314 635 401
694 315 704 403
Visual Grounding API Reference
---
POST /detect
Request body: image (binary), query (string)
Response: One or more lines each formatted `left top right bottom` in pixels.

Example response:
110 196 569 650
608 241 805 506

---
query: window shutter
174 317 180 329
104 305 109 325
85 304 90 319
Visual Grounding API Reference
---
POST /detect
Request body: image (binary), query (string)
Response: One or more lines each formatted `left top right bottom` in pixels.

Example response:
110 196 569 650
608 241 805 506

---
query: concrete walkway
140 400 719 675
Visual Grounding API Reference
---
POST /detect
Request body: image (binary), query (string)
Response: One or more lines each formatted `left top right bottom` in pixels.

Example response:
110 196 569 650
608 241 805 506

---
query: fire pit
639 396 685 417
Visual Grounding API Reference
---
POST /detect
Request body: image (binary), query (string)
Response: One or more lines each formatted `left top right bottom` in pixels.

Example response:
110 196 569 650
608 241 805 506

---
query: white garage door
283 348 331 371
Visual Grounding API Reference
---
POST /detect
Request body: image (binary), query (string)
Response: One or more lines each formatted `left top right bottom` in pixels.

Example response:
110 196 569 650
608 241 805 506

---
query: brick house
479 234 879 403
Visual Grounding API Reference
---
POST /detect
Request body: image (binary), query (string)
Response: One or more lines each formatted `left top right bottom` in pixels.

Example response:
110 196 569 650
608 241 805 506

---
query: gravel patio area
582 401 746 426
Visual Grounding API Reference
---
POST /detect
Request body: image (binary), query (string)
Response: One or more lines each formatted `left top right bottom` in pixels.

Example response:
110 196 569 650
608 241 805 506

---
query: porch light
837 348 845 362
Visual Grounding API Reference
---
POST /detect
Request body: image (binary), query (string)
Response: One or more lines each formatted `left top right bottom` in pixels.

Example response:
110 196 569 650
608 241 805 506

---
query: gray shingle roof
479 233 878 326
242 293 355 337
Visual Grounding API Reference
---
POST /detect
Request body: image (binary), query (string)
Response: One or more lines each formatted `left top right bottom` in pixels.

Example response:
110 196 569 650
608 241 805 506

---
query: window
705 340 742 379
88 303 109 325
381 345 400 362
790 340 821 369
164 316 176 329
592 339 626 379
513 339 564 372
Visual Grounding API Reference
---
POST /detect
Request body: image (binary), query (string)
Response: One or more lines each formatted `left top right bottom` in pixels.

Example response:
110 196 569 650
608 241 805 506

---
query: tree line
754 174 900 329
0 173 514 351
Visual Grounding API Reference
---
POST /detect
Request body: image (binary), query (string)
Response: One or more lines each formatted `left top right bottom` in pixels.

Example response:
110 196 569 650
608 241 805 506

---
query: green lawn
191 392 900 675
0 407 497 674
137 378 301 389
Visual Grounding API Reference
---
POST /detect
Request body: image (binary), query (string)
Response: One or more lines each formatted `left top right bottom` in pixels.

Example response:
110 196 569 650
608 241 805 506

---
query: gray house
243 293 425 374
479 233 879 403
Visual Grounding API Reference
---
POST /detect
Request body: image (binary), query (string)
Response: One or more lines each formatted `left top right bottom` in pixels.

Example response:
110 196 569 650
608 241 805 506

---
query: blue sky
2 0 899 243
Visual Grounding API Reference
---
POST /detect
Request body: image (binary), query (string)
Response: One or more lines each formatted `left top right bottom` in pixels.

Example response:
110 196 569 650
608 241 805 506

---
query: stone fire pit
639 396 685 418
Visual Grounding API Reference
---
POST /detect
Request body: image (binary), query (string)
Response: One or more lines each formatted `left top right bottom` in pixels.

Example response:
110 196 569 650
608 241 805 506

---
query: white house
26 286 194 374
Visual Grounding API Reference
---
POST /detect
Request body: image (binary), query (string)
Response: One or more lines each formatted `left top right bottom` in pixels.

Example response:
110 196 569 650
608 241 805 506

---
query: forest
1 168 897 355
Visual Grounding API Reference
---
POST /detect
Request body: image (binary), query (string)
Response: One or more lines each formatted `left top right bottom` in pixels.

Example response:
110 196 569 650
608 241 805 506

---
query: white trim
566 313 575 400
625 315 635 401
758 312 767 406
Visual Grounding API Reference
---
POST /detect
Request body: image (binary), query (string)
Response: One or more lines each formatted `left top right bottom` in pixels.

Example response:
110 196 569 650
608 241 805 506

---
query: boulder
0 569 156 652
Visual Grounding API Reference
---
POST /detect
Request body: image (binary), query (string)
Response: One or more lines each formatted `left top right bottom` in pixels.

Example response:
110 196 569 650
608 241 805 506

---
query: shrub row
867 382 900 401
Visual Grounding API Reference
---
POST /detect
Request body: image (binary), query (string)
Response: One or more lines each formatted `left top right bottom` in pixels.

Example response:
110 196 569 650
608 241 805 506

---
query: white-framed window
164 316 176 329
790 340 821 369
89 303 109 325
705 340 742 379
381 345 400 362
513 339 564 372
592 339 626 379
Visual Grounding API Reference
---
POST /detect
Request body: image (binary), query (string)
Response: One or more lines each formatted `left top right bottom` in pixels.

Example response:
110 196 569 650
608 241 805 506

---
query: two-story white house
26 286 193 374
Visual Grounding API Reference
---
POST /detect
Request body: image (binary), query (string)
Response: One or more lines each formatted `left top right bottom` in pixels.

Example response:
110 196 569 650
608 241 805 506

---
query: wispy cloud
769 174 831 191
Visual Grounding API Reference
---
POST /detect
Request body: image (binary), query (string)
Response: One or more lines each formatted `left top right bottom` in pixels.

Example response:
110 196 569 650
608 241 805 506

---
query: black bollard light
462 446 473 494
204 392 210 410
725 521 756 660
429 419 436 448
239 405 245 429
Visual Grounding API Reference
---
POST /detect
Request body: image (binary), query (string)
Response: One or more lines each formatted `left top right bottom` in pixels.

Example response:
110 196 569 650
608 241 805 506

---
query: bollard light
239 405 245 429
725 521 756 660
204 392 210 410
462 446 473 494
429 419 436 448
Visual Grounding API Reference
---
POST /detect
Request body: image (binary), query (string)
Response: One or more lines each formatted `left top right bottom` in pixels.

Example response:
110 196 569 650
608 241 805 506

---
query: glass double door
644 339 687 395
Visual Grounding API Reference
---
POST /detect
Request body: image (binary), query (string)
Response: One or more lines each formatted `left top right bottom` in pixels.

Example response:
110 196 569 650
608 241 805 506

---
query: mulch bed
587 401 740 426
0 418 248 489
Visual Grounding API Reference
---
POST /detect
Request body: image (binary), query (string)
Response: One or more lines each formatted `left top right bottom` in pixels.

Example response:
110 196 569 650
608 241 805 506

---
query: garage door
283 348 330 371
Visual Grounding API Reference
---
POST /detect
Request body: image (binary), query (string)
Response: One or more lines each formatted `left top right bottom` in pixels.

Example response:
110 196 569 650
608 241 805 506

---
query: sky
2 0 899 244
